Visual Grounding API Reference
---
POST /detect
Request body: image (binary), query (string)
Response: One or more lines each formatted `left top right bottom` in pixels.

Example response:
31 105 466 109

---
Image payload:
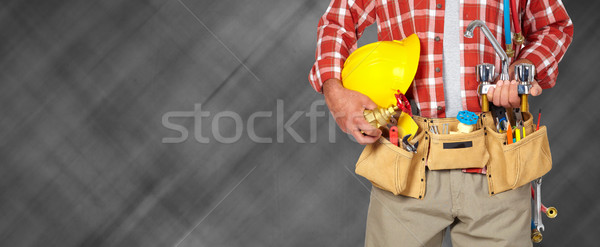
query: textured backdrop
1 0 599 246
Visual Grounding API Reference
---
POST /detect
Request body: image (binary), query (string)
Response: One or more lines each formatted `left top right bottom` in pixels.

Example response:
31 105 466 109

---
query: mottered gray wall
1 0 598 246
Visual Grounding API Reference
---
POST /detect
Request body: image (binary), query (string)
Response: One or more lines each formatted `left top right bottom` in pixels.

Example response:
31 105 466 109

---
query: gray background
1 0 598 246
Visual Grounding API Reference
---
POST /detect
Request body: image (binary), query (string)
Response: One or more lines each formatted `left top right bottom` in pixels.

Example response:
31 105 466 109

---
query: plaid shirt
308 0 573 118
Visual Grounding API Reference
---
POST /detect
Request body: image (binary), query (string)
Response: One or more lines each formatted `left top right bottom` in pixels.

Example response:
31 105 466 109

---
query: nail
511 80 517 85
497 80 504 86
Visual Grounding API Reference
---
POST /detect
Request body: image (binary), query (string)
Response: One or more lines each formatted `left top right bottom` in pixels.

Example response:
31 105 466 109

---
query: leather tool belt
355 112 552 199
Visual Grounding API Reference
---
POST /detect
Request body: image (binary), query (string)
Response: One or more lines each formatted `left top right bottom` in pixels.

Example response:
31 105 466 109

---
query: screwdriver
390 126 399 147
506 122 512 144
506 113 513 144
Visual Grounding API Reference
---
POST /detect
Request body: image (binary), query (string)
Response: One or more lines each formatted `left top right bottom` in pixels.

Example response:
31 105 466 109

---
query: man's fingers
508 80 520 108
341 111 381 138
531 80 542 96
492 80 503 106
360 128 381 138
352 130 380 145
357 120 381 137
500 80 510 107
350 118 381 144
486 86 495 102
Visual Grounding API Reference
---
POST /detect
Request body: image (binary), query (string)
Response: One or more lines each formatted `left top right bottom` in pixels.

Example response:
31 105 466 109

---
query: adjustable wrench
533 178 545 232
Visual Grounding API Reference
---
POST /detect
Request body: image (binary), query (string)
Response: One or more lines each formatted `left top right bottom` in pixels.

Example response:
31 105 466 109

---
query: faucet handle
476 63 495 83
476 63 496 95
514 63 536 95
515 63 536 83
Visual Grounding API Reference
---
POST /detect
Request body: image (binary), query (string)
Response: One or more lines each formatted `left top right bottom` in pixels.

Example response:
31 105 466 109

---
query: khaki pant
365 169 532 247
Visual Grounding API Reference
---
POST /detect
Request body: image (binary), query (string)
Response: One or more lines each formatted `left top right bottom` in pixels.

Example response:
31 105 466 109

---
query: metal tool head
402 134 411 144
537 224 545 232
402 134 418 153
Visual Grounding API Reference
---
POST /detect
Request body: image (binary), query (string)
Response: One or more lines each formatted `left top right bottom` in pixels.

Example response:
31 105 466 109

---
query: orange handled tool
506 122 513 144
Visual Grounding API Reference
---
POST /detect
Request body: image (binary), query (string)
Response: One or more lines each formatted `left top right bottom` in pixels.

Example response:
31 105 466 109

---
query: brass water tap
364 105 399 128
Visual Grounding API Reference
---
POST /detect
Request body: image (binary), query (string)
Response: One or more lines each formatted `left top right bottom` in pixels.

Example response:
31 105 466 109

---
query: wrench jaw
537 223 545 232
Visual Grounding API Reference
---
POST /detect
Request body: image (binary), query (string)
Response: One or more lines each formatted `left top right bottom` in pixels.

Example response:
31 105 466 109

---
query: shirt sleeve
518 0 574 89
308 0 377 93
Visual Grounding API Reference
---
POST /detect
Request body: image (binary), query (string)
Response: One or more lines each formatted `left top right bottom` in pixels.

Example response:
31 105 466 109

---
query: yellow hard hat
342 34 420 108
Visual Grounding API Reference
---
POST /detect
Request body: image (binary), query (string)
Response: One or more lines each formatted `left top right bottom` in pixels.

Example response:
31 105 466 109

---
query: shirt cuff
518 45 558 89
309 57 344 93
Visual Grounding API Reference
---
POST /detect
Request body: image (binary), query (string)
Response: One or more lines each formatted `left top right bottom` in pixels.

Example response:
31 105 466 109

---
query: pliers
402 134 419 153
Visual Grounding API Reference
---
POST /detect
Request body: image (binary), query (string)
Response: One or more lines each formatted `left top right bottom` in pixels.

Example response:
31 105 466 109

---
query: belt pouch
355 129 427 198
427 127 489 170
483 112 552 195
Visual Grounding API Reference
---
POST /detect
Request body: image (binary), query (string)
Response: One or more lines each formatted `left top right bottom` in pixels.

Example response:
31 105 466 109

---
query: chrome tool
533 177 545 232
402 134 418 153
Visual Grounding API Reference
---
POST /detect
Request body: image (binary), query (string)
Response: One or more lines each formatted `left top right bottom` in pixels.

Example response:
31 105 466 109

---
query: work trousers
365 169 532 247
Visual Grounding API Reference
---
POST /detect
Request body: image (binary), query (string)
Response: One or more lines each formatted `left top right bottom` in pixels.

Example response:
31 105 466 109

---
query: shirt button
435 67 441 72
435 36 441 42
437 106 444 111
437 4 442 9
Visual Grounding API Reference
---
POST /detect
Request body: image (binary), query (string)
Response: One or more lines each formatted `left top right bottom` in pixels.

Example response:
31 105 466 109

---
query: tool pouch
355 127 428 199
354 111 552 199
427 126 489 170
483 112 552 195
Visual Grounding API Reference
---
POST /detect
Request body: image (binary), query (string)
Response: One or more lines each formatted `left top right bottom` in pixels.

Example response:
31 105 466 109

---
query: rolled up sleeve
308 0 376 93
518 0 574 89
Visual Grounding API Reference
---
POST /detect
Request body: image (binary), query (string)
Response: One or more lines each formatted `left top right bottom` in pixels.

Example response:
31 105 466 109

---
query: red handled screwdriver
389 126 399 147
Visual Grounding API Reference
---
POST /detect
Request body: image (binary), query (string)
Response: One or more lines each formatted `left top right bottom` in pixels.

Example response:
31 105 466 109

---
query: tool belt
355 111 552 199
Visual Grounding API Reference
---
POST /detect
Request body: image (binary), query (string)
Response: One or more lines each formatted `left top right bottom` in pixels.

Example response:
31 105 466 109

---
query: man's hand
486 59 542 108
323 78 382 145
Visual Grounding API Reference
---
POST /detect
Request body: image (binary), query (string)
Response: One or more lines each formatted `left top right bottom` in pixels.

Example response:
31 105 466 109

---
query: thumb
530 81 542 96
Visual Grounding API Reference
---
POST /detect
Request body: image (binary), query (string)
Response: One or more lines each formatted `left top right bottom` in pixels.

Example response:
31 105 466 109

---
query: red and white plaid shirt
309 0 573 118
